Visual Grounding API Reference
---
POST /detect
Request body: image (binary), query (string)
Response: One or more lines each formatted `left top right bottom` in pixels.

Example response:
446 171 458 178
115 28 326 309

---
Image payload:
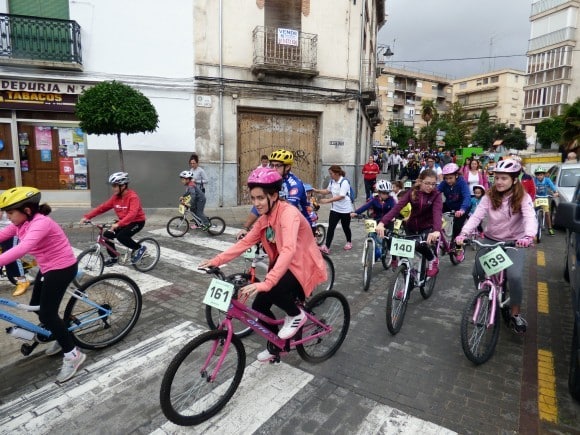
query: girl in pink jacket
200 167 327 362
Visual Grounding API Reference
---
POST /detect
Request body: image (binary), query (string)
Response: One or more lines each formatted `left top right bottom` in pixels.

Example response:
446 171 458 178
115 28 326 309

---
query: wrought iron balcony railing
0 14 82 69
252 26 318 78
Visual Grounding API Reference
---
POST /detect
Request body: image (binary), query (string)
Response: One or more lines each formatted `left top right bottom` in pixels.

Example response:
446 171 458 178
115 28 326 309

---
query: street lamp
377 44 394 60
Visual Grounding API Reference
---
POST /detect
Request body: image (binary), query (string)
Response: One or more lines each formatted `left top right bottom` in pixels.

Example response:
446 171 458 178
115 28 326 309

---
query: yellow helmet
0 187 41 211
269 149 294 165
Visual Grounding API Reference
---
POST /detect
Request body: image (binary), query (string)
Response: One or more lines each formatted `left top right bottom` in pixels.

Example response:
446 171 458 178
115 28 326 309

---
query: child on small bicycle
470 185 485 236
178 170 210 229
533 166 559 236
0 187 85 382
375 169 442 277
0 210 30 296
81 172 147 267
455 159 537 333
199 167 327 362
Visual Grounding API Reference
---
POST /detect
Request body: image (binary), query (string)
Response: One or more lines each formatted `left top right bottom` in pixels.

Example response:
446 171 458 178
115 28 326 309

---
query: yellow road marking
538 349 558 423
537 282 549 314
537 250 545 267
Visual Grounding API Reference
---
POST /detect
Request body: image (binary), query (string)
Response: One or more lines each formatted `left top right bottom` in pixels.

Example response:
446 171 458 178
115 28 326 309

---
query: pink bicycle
159 266 350 426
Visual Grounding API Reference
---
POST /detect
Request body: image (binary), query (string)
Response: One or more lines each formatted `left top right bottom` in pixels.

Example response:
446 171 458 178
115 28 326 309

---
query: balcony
366 100 379 116
361 59 377 103
251 26 318 79
528 27 576 52
0 14 82 70
531 0 576 16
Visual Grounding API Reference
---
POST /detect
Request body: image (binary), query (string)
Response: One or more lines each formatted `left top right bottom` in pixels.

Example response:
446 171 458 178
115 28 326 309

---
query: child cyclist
199 167 327 362
533 166 559 236
0 187 85 382
375 169 442 277
455 159 537 333
81 172 147 266
178 170 210 229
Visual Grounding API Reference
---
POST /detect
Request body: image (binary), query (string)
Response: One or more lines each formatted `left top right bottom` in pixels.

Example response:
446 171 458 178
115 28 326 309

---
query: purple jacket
380 188 443 233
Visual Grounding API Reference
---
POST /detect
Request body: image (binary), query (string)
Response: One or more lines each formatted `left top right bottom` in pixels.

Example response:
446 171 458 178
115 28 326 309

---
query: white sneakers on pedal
278 309 307 340
257 349 276 362
57 349 86 383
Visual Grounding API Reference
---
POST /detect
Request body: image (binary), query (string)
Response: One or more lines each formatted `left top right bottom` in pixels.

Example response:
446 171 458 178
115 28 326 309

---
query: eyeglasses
270 163 284 168
422 181 437 187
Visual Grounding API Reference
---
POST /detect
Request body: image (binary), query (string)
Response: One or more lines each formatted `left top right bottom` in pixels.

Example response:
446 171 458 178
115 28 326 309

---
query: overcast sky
378 0 532 80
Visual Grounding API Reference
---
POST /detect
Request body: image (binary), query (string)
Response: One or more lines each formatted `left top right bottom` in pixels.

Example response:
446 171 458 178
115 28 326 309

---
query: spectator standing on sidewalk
362 155 381 201
188 153 209 194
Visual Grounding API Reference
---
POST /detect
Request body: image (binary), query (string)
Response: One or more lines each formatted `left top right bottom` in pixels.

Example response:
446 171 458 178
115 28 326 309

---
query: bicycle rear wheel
167 216 190 237
362 238 373 291
386 265 409 335
296 290 350 363
64 273 142 350
460 287 500 364
74 246 105 287
314 224 326 246
205 273 257 338
314 253 334 292
160 329 246 426
207 216 226 236
132 237 160 272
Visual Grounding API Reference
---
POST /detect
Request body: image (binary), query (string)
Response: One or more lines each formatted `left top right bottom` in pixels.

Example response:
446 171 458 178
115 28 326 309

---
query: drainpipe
354 1 365 194
218 0 225 207
10 111 21 186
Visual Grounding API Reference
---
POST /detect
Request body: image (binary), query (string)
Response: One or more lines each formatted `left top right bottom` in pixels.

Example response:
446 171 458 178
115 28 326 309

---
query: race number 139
478 246 513 276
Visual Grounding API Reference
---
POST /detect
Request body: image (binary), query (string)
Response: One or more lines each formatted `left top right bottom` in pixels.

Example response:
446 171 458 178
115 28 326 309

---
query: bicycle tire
296 290 350 363
74 246 105 287
167 216 190 237
132 237 160 272
381 238 392 270
315 224 326 246
160 329 246 426
460 287 500 364
205 273 258 338
536 209 543 243
315 253 334 292
420 258 436 299
386 264 409 335
362 238 373 291
64 273 142 350
207 216 226 236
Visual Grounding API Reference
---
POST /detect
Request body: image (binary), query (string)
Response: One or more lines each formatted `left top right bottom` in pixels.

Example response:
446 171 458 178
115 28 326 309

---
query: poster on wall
40 150 52 162
58 127 74 156
73 128 85 156
34 127 52 150
59 175 75 189
73 157 87 174
18 132 29 146
59 157 74 175
74 174 88 189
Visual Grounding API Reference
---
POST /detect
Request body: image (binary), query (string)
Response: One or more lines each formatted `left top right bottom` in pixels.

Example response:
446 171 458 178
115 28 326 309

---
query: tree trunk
117 132 125 172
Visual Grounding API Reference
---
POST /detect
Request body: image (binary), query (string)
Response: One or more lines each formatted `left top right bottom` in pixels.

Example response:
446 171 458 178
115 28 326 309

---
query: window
476 80 482 86
490 76 499 83
482 78 489 85
459 82 467 89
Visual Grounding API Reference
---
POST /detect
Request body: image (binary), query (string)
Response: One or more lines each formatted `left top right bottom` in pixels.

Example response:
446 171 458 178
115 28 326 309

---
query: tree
388 121 415 150
535 116 564 149
437 102 470 149
419 99 438 148
562 98 580 151
471 109 494 148
76 81 159 171
501 127 527 150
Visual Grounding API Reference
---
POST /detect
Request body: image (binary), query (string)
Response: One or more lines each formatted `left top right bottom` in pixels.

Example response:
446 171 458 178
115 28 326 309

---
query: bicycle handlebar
463 239 516 248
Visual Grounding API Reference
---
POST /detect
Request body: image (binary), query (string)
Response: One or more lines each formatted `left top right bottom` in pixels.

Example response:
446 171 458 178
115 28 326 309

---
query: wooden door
19 125 61 189
0 124 15 190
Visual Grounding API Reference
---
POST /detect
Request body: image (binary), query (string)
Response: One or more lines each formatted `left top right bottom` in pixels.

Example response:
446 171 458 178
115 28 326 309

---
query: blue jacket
437 176 471 213
534 177 557 197
354 196 396 222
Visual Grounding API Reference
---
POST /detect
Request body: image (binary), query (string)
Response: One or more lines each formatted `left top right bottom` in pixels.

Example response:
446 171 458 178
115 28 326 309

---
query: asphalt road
0 217 578 434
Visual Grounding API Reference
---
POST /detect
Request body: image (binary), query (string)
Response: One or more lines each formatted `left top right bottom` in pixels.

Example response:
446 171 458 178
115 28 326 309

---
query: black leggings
104 221 145 256
30 263 78 353
252 270 305 334
325 210 352 249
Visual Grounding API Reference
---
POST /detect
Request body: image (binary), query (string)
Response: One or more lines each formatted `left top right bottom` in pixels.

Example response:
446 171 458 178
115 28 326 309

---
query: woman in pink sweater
0 187 84 383
200 167 327 362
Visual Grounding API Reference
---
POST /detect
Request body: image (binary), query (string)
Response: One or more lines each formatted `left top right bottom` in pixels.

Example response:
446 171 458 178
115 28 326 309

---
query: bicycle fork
203 325 236 382
472 284 498 327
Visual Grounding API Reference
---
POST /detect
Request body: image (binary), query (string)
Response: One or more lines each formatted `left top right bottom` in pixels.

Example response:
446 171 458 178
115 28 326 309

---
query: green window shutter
8 0 72 62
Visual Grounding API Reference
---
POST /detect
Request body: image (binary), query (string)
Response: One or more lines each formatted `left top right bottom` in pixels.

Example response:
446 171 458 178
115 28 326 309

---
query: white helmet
179 170 194 179
376 179 392 192
108 172 129 185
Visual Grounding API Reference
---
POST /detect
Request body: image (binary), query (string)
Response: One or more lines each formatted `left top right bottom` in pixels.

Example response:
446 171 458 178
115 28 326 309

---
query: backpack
339 178 356 203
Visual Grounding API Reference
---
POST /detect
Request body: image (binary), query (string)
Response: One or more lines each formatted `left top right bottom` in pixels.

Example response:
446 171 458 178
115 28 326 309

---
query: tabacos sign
0 79 93 112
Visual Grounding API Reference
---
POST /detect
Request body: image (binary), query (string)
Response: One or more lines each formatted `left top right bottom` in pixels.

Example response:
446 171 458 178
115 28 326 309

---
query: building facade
452 69 526 134
522 0 580 127
373 65 453 146
194 0 385 206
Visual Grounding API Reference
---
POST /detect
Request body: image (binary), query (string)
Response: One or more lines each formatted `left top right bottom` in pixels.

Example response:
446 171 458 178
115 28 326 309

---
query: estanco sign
0 79 94 112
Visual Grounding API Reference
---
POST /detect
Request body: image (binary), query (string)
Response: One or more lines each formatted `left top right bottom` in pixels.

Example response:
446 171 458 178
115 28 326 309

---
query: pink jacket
0 213 76 273
461 167 489 189
461 193 537 241
209 201 326 297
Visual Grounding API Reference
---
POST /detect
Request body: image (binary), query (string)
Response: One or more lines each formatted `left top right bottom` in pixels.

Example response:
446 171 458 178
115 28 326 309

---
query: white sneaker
278 309 307 340
45 341 62 356
56 350 86 383
257 349 276 362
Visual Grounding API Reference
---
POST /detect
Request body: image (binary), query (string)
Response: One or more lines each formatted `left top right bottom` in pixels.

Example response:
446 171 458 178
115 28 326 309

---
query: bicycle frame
86 223 133 263
395 234 426 296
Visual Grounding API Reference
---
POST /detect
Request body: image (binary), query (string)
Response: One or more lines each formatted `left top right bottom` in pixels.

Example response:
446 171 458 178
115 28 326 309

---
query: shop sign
0 79 93 112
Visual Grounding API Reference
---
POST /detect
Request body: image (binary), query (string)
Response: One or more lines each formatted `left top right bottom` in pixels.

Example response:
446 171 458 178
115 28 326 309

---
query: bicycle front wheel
536 209 543 243
362 238 373 292
74 246 105 287
460 287 500 365
205 273 257 338
167 216 190 237
132 237 160 272
386 265 409 335
314 224 326 246
207 216 226 236
160 330 246 426
381 238 392 270
314 253 334 293
296 290 350 363
64 273 142 349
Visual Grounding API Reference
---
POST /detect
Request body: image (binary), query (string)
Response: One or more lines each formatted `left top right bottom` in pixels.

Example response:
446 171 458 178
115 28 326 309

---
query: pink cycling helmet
494 159 521 175
247 167 283 186
442 163 460 175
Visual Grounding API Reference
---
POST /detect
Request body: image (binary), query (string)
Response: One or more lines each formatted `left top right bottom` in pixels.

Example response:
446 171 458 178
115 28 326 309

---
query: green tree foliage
535 116 564 149
76 81 159 171
437 102 469 149
500 126 527 150
419 99 438 148
388 121 415 149
471 109 494 148
562 98 580 150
